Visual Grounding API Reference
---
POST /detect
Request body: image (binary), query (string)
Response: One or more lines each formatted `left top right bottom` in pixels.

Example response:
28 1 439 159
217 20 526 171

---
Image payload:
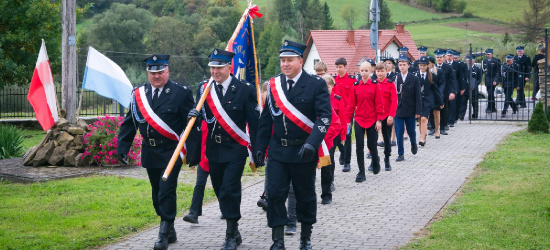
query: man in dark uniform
513 46 531 108
255 40 332 250
463 55 483 119
428 49 457 136
188 49 260 250
501 54 519 117
447 50 466 127
482 49 501 113
117 54 200 250
532 47 546 101
411 46 428 72
453 51 469 121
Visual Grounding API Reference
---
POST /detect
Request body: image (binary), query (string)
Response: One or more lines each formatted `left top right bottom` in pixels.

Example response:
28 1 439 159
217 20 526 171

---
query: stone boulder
63 149 80 166
75 153 91 167
32 141 56 167
47 144 67 166
57 132 75 146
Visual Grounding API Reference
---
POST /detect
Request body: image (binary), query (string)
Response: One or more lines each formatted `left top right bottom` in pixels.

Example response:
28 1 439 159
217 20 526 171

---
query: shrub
0 124 25 159
528 101 549 133
82 116 142 166
453 0 467 13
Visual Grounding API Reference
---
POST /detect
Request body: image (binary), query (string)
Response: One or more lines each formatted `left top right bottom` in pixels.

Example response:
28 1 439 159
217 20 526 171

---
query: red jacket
378 77 398 118
333 73 356 118
345 78 385 129
199 120 209 172
324 108 346 149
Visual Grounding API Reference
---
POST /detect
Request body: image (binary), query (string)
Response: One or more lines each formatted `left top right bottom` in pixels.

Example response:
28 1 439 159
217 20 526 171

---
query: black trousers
209 159 246 220
354 121 378 169
321 138 337 199
486 82 497 111
337 116 352 165
503 87 518 113
381 117 392 159
189 166 210 216
459 92 469 118
146 165 182 222
449 94 461 124
516 78 526 106
266 159 317 228
462 89 479 117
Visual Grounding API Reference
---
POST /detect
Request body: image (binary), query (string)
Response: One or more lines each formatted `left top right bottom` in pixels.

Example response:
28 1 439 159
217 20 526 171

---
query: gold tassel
182 155 187 165
249 162 257 172
317 155 331 169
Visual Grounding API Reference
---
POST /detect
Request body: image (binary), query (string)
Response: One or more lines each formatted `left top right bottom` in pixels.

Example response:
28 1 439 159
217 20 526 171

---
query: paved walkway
105 121 524 250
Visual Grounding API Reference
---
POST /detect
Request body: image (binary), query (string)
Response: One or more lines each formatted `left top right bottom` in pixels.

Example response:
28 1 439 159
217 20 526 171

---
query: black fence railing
0 86 126 119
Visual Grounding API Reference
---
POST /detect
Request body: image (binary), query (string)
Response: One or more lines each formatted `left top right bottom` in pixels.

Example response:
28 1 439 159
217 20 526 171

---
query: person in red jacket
332 57 356 173
374 62 397 171
319 74 346 205
345 62 385 183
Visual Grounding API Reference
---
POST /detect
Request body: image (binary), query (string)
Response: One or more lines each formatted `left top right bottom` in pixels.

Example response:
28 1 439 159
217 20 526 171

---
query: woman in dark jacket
427 56 446 139
416 56 443 146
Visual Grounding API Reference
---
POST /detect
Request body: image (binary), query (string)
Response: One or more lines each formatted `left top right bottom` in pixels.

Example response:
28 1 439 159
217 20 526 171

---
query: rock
75 153 91 167
63 149 80 166
47 144 67 166
57 132 74 145
68 126 85 135
77 119 88 131
32 141 56 167
23 146 36 166
57 118 68 127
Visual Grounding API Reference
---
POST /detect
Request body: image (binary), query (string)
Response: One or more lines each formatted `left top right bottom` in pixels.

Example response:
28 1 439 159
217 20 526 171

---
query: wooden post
62 0 77 123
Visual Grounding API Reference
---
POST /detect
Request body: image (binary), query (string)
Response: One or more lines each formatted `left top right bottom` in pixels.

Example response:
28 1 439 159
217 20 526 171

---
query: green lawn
0 175 216 249
20 129 47 152
463 0 528 23
406 130 550 249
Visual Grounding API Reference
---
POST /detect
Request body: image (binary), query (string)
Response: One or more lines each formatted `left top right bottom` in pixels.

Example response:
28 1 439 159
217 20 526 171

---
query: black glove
187 109 200 121
117 153 128 165
255 151 265 167
298 143 317 162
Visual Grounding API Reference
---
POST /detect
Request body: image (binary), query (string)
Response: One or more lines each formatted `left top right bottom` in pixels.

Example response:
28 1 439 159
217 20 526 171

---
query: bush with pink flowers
82 116 142 166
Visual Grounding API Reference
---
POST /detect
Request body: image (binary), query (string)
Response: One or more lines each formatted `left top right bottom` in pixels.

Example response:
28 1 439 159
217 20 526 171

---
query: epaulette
172 81 188 90
334 94 341 100
349 75 355 79
354 80 360 86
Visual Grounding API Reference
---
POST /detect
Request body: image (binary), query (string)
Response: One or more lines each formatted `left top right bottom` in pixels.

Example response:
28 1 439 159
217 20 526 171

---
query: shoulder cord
267 81 289 135
199 83 217 124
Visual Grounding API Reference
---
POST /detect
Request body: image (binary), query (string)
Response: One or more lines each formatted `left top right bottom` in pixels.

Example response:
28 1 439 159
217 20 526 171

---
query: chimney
347 30 355 46
395 23 405 34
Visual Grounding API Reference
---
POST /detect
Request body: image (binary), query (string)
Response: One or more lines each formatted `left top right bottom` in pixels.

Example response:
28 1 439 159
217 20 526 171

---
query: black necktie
216 84 224 100
287 79 295 93
422 73 425 80
152 88 159 105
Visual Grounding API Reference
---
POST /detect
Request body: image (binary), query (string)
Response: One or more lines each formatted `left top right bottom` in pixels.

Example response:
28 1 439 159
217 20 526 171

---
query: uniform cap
417 56 429 65
279 40 306 57
383 57 396 65
434 49 446 57
399 46 409 53
208 49 235 67
446 49 455 55
143 54 170 72
418 46 428 53
453 51 461 57
427 56 436 64
465 55 475 60
505 54 514 60
516 46 525 51
366 59 376 65
485 49 494 54
398 54 411 63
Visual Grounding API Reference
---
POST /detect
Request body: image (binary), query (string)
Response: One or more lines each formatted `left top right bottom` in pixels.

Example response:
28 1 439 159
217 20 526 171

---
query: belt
277 137 306 147
144 138 178 147
212 134 233 144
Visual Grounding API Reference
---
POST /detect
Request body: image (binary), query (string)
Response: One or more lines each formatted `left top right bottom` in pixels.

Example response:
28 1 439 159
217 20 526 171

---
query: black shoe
428 130 435 135
396 155 404 162
355 171 366 182
221 220 239 250
419 141 425 147
220 215 225 220
330 183 335 192
471 114 478 119
321 197 332 205
271 227 285 249
154 221 170 250
339 154 344 166
459 117 464 121
368 161 373 172
284 224 296 235
384 158 392 171
299 224 313 250
444 125 450 130
435 135 440 139
366 152 372 159
411 143 418 155
342 164 351 172
168 222 177 243
440 129 448 135
183 213 199 224
391 140 396 146
377 141 384 147
512 110 517 114
501 113 506 118
449 123 455 127
372 156 381 175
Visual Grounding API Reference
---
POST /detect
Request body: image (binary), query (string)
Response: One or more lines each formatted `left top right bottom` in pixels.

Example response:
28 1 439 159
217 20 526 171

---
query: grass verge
405 130 550 249
0 175 216 250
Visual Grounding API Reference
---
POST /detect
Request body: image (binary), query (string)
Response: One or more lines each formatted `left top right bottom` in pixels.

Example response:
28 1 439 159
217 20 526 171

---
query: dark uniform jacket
256 70 332 164
450 61 467 92
194 75 259 163
432 68 446 98
513 54 531 88
416 72 443 110
118 80 200 168
468 65 483 92
436 63 457 100
482 57 501 83
395 73 422 117
532 53 545 80
501 63 518 88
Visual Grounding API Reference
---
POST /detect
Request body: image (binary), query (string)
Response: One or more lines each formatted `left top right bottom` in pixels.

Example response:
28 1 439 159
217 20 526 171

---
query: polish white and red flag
27 39 59 131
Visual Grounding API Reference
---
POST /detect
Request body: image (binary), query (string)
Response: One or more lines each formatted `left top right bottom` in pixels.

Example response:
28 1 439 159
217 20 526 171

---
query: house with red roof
304 23 420 75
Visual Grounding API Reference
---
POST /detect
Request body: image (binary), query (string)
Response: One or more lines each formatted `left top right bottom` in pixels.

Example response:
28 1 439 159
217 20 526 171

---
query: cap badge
284 41 288 46
214 50 218 55
153 55 157 61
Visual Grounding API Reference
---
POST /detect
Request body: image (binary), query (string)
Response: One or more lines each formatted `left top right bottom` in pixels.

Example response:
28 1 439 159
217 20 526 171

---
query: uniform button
217 126 221 129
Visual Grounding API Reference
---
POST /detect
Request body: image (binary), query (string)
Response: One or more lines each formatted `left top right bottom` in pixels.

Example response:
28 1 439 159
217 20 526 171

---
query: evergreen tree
528 101 550 133
321 2 334 30
378 0 393 29
275 0 294 29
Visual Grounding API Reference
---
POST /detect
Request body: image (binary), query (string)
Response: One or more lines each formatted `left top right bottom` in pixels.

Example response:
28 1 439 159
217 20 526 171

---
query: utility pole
62 0 77 123
370 0 380 62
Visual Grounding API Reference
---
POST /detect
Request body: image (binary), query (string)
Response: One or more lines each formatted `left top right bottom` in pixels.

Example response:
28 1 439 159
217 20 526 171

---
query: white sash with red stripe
269 76 330 165
203 81 255 163
134 86 186 161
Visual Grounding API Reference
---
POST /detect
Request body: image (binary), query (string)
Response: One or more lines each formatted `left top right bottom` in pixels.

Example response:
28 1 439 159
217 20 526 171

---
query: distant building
304 23 420 75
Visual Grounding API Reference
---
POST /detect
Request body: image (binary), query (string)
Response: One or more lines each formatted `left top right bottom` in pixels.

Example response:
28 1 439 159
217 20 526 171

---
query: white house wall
304 43 320 74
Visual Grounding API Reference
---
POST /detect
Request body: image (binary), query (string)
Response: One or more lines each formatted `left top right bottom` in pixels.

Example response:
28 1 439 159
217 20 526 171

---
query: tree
501 32 512 45
341 4 357 30
275 0 294 28
516 0 550 42
321 2 334 30
0 0 61 88
213 0 238 7
258 21 284 78
378 0 394 29
436 0 453 12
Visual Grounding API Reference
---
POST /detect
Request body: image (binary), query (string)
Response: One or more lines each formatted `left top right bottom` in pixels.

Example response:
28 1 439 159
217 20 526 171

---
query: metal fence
0 86 126 119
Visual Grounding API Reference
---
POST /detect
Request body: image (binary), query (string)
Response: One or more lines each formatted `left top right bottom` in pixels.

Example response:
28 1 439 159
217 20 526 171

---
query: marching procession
116 40 544 250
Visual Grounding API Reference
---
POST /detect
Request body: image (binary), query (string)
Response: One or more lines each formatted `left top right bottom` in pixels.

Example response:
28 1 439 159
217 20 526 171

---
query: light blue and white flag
82 47 133 108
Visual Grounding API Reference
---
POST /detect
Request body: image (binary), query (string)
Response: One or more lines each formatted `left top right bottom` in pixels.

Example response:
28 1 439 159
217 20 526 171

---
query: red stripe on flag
27 65 55 131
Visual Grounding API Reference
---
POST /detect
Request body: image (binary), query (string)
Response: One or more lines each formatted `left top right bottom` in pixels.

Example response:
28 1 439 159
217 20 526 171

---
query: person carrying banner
187 48 260 250
255 40 332 250
117 54 200 250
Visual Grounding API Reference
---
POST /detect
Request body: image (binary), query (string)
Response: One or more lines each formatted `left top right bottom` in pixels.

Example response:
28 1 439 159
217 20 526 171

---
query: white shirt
420 71 426 80
401 73 408 83
216 76 232 96
152 86 164 99
287 70 303 89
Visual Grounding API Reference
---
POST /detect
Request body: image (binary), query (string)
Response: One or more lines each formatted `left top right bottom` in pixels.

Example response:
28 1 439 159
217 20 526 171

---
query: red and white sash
134 86 187 161
269 76 331 166
203 81 255 164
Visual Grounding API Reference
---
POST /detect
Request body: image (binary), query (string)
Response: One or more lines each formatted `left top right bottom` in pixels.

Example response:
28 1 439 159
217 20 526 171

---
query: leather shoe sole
183 214 198 224
321 197 332 204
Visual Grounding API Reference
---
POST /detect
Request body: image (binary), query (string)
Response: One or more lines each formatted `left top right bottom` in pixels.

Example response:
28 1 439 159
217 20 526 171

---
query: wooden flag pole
162 7 252 181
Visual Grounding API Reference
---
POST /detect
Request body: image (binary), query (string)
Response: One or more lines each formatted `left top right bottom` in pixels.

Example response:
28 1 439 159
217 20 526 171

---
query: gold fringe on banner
249 162 257 172
317 155 331 169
